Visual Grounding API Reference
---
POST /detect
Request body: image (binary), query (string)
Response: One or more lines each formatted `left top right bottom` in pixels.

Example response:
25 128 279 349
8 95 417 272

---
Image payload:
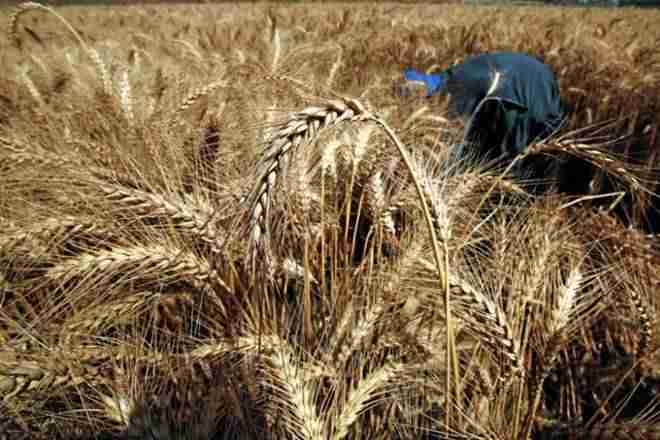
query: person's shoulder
486 52 541 65
455 52 538 73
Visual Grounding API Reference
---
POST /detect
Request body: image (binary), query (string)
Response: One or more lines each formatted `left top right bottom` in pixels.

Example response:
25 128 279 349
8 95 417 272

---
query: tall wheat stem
367 115 454 433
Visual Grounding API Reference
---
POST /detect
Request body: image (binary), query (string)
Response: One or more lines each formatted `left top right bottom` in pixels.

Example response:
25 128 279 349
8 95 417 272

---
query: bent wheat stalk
9 2 111 95
366 113 456 423
526 140 650 192
245 98 372 254
246 95 456 419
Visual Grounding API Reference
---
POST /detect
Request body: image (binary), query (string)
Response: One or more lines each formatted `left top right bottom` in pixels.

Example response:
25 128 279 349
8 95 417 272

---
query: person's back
404 52 566 163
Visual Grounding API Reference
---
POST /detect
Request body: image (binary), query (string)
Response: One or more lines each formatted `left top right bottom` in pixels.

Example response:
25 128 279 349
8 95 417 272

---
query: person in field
403 52 567 169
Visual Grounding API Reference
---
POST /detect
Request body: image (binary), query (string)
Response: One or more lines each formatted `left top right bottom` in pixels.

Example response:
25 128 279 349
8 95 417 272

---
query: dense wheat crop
1 2 659 439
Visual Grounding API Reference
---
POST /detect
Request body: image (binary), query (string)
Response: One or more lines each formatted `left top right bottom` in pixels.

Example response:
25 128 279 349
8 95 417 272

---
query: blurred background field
0 2 659 439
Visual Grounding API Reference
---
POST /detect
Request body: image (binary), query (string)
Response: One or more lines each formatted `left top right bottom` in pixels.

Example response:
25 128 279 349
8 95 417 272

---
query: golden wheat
1 2 659 439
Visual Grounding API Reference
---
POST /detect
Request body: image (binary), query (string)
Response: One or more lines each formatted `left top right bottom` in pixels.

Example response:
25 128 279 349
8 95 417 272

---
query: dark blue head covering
403 68 447 97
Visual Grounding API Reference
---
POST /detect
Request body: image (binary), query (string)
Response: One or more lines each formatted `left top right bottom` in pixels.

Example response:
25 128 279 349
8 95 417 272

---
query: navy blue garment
405 52 566 162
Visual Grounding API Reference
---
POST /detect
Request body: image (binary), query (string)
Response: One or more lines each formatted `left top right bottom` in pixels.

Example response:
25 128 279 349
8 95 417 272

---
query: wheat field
0 2 659 439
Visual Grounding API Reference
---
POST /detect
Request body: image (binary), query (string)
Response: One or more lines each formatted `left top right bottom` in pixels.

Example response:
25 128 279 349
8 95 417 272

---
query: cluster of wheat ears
0 2 659 439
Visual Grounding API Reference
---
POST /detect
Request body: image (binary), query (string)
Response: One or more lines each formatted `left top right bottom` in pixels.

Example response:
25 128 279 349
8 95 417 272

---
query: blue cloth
404 68 446 96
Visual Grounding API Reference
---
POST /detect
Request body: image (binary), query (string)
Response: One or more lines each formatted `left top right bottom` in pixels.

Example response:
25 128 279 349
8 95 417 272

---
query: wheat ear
447 172 528 203
1 147 75 171
0 136 136 187
526 140 649 192
417 257 522 378
98 183 225 256
558 423 660 440
523 268 583 440
0 352 105 402
332 363 404 440
333 301 386 368
245 98 371 250
326 44 343 89
627 288 653 360
247 96 462 421
263 346 324 440
46 245 230 294
60 292 157 343
0 217 111 253
580 212 656 358
118 67 134 127
365 170 397 239
219 333 325 440
168 80 226 128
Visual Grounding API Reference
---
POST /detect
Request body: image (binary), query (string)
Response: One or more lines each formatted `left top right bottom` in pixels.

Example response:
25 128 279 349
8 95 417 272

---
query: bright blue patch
404 69 446 96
